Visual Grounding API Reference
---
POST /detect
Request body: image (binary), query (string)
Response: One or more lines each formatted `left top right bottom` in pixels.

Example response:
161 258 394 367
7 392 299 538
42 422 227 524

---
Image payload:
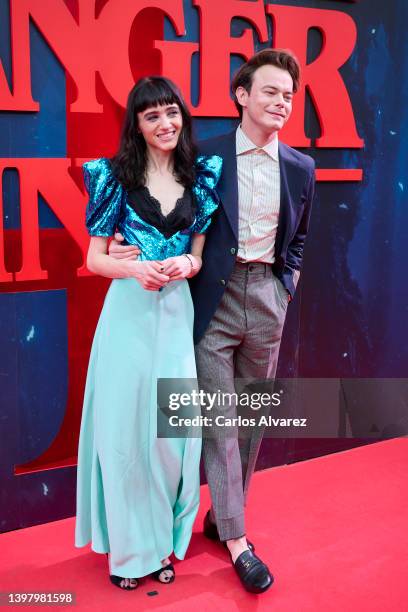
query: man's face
236 64 294 135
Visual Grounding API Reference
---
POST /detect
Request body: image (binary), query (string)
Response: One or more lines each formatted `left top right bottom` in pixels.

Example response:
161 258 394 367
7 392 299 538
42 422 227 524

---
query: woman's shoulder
84 157 124 235
194 154 223 189
190 155 221 234
83 157 112 175
83 157 122 193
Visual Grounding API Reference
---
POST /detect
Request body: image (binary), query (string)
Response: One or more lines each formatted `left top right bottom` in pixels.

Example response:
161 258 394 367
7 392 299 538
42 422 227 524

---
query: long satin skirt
75 278 201 578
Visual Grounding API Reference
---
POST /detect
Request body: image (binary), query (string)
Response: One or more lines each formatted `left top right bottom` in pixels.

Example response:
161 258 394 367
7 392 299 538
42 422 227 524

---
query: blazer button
220 279 226 286
230 247 236 255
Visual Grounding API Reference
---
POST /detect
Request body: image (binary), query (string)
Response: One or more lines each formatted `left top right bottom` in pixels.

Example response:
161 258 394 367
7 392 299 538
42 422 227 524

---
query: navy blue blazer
190 129 315 344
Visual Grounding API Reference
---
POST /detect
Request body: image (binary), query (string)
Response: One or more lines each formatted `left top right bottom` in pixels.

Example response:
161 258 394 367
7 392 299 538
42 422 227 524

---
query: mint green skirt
75 278 201 579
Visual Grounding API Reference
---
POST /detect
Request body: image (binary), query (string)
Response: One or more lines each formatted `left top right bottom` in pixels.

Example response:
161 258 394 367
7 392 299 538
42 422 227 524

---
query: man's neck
240 120 278 148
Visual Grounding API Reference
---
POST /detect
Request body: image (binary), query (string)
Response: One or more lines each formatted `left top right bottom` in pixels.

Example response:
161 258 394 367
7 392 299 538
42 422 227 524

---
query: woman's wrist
184 254 202 278
123 258 143 278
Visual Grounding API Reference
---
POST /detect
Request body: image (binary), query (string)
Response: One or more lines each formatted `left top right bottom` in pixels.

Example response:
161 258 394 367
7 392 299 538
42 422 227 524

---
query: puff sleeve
192 154 223 234
84 158 124 236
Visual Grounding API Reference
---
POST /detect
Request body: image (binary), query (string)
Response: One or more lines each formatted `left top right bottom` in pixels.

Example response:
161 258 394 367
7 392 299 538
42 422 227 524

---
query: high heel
109 575 138 590
106 553 138 590
151 562 175 584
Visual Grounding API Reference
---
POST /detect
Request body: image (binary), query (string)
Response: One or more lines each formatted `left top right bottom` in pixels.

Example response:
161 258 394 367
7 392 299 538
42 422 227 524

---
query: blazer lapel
275 142 301 256
216 130 239 240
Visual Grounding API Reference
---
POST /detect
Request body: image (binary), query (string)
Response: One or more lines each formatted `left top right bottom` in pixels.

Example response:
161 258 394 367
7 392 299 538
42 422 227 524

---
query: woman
75 76 222 589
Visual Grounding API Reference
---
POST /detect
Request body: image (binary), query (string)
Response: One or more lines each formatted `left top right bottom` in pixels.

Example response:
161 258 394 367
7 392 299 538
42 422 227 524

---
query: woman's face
137 103 183 153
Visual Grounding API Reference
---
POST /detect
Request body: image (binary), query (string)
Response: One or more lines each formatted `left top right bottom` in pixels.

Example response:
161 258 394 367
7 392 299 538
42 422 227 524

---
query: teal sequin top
83 156 222 261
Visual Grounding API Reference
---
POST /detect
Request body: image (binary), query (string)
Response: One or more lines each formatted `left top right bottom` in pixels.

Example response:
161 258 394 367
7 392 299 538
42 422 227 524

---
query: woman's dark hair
111 76 197 190
231 49 300 118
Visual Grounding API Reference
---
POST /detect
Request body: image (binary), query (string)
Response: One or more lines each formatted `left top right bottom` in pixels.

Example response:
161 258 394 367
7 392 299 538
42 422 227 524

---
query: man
109 49 315 594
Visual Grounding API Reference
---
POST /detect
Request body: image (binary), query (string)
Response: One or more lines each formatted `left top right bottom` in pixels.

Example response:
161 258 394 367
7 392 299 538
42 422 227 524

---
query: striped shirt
236 125 280 263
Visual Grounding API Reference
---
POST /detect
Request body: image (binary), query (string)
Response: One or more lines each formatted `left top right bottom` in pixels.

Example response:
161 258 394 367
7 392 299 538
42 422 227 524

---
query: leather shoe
203 511 255 552
232 549 273 594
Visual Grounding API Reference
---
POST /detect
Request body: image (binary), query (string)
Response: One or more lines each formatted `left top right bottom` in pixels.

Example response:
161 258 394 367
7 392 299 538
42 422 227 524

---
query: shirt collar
236 125 279 161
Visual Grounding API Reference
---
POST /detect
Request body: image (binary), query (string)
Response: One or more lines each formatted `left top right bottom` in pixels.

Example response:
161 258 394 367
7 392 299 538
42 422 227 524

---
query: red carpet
1 438 407 611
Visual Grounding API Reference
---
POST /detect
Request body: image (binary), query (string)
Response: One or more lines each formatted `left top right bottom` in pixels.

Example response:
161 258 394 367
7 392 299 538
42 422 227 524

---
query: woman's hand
162 255 202 281
132 260 170 291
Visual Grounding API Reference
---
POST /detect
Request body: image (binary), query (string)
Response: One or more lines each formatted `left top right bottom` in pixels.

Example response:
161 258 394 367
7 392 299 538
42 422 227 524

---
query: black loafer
203 511 255 552
232 549 273 594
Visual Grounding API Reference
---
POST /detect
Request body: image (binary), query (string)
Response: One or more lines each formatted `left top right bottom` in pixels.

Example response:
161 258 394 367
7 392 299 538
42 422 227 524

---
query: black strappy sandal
151 562 175 584
109 575 139 590
106 553 139 590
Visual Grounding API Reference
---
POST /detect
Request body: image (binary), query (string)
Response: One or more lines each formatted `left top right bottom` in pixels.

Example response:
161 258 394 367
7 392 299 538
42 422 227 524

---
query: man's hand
109 232 141 260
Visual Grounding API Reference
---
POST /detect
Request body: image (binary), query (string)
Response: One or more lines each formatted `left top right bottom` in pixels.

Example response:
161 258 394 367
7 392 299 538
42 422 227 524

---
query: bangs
133 77 181 114
113 76 196 190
